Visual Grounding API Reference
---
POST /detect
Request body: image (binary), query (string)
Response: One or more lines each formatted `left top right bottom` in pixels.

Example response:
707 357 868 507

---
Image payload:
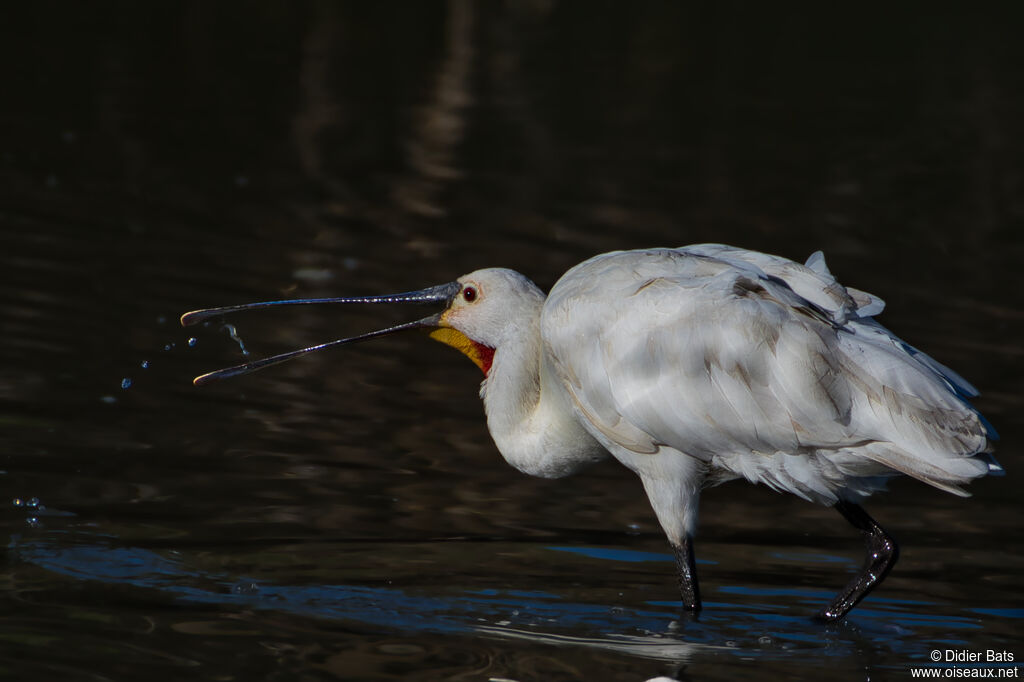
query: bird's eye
462 286 478 302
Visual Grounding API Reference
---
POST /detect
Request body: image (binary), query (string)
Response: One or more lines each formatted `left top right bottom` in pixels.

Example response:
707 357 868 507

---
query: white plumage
444 245 997 619
459 247 995 496
184 243 1000 621
538 247 994 515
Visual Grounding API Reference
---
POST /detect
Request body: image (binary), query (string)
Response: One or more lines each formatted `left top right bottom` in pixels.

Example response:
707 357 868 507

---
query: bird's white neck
481 306 606 478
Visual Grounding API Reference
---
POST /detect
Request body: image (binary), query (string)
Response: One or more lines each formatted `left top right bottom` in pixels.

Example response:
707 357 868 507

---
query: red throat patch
473 341 495 376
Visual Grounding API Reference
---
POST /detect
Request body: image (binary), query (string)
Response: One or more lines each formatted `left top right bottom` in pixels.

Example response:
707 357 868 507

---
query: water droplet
121 378 132 389
26 516 40 528
222 324 249 356
140 360 150 369
12 498 23 507
27 497 39 509
100 395 117 404
625 522 642 536
231 581 260 595
187 337 197 347
163 343 174 351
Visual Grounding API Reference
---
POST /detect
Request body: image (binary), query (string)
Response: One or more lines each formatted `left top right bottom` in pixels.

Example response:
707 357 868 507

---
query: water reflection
2 1 1022 681
10 527 1020 673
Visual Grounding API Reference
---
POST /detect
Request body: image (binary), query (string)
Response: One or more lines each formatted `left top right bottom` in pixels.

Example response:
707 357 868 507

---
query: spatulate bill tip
180 310 204 327
192 371 219 386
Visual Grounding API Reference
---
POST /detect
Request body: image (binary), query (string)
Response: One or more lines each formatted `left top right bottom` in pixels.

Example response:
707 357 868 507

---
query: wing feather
541 247 995 500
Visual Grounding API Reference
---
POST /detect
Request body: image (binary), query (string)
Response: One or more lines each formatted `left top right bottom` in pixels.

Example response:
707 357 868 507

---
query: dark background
1 3 1021 680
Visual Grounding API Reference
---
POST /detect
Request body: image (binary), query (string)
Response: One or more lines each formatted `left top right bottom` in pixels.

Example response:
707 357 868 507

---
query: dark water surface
2 3 1022 680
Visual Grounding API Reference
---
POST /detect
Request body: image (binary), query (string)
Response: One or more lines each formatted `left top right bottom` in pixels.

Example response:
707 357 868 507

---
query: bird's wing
683 244 978 396
541 248 855 460
683 243 885 321
541 247 993 493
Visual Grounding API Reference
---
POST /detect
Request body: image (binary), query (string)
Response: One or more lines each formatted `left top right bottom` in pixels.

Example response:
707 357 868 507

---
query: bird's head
431 268 545 373
180 268 544 384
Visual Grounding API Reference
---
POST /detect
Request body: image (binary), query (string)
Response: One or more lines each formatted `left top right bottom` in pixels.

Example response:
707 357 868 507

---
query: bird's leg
672 535 702 612
818 500 899 621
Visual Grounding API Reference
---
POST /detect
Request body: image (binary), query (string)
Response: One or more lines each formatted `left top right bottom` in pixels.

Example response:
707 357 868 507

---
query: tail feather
855 442 987 496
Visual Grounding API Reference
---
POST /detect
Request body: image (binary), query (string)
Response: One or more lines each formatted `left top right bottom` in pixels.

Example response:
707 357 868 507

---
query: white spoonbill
182 244 1000 621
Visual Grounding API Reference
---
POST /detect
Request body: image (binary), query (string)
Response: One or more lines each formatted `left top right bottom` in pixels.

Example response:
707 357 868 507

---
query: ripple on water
10 532 1013 673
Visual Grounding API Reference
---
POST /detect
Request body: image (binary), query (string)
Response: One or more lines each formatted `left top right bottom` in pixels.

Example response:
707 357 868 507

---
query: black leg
672 535 702 613
817 500 899 621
